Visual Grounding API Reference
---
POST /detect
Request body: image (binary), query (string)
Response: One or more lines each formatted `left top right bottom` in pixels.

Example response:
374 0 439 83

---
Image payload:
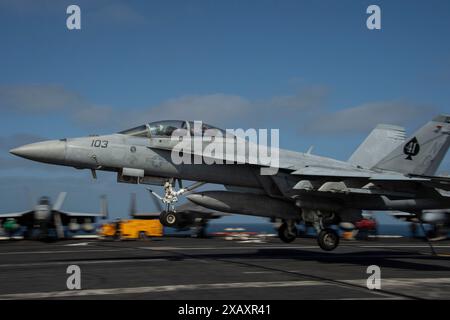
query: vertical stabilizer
374 115 450 176
349 124 406 169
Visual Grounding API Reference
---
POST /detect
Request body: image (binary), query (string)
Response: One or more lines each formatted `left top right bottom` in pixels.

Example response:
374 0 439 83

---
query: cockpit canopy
38 196 50 206
118 120 232 138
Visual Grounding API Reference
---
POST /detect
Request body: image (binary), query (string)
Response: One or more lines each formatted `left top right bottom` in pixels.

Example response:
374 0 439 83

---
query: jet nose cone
10 140 66 164
9 147 23 156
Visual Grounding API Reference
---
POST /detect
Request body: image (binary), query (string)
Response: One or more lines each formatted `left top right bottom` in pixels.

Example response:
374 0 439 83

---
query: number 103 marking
91 140 108 148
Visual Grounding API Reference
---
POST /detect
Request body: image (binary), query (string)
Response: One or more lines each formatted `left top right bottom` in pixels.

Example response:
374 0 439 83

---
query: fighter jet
0 193 108 239
128 191 228 237
9 116 450 250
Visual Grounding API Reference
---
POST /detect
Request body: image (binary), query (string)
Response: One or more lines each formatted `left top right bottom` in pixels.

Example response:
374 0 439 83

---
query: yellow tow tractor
100 194 164 240
101 218 163 240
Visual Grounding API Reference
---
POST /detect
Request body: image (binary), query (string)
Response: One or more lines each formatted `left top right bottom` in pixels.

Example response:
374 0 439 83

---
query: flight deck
0 237 449 300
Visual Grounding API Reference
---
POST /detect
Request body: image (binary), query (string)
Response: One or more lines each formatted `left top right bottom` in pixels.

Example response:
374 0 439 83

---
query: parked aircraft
0 193 107 239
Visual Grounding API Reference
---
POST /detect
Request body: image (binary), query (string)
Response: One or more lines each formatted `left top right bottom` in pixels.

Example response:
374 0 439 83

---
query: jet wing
292 166 373 179
408 175 450 192
0 211 33 218
288 166 448 198
0 211 34 225
56 211 104 225
57 211 104 217
291 166 429 182
0 210 34 226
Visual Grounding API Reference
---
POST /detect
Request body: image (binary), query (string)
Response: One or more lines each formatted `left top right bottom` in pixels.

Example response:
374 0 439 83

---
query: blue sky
0 0 449 224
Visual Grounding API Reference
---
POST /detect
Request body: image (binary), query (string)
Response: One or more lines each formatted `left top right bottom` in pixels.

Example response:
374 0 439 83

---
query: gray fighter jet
9 116 450 250
0 193 108 240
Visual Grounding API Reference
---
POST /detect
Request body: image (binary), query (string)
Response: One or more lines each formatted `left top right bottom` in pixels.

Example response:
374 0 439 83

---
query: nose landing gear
159 210 180 228
148 180 207 213
147 180 207 228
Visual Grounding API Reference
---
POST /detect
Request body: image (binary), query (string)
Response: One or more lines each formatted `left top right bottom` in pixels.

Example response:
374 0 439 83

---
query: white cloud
0 84 436 137
128 86 330 130
0 84 120 130
0 84 330 130
132 94 252 127
302 101 435 134
0 84 84 114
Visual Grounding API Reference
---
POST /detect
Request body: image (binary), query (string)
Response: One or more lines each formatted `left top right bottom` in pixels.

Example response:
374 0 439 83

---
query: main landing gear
278 221 297 243
277 215 340 251
317 228 339 251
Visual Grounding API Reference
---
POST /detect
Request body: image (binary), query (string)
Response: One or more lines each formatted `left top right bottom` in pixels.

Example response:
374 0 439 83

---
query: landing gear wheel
317 228 339 251
278 223 297 243
159 211 179 228
192 226 207 238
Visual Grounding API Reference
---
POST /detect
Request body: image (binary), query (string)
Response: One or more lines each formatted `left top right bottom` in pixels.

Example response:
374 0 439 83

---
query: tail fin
129 193 137 218
100 195 108 219
374 115 450 175
349 124 406 168
52 192 67 211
